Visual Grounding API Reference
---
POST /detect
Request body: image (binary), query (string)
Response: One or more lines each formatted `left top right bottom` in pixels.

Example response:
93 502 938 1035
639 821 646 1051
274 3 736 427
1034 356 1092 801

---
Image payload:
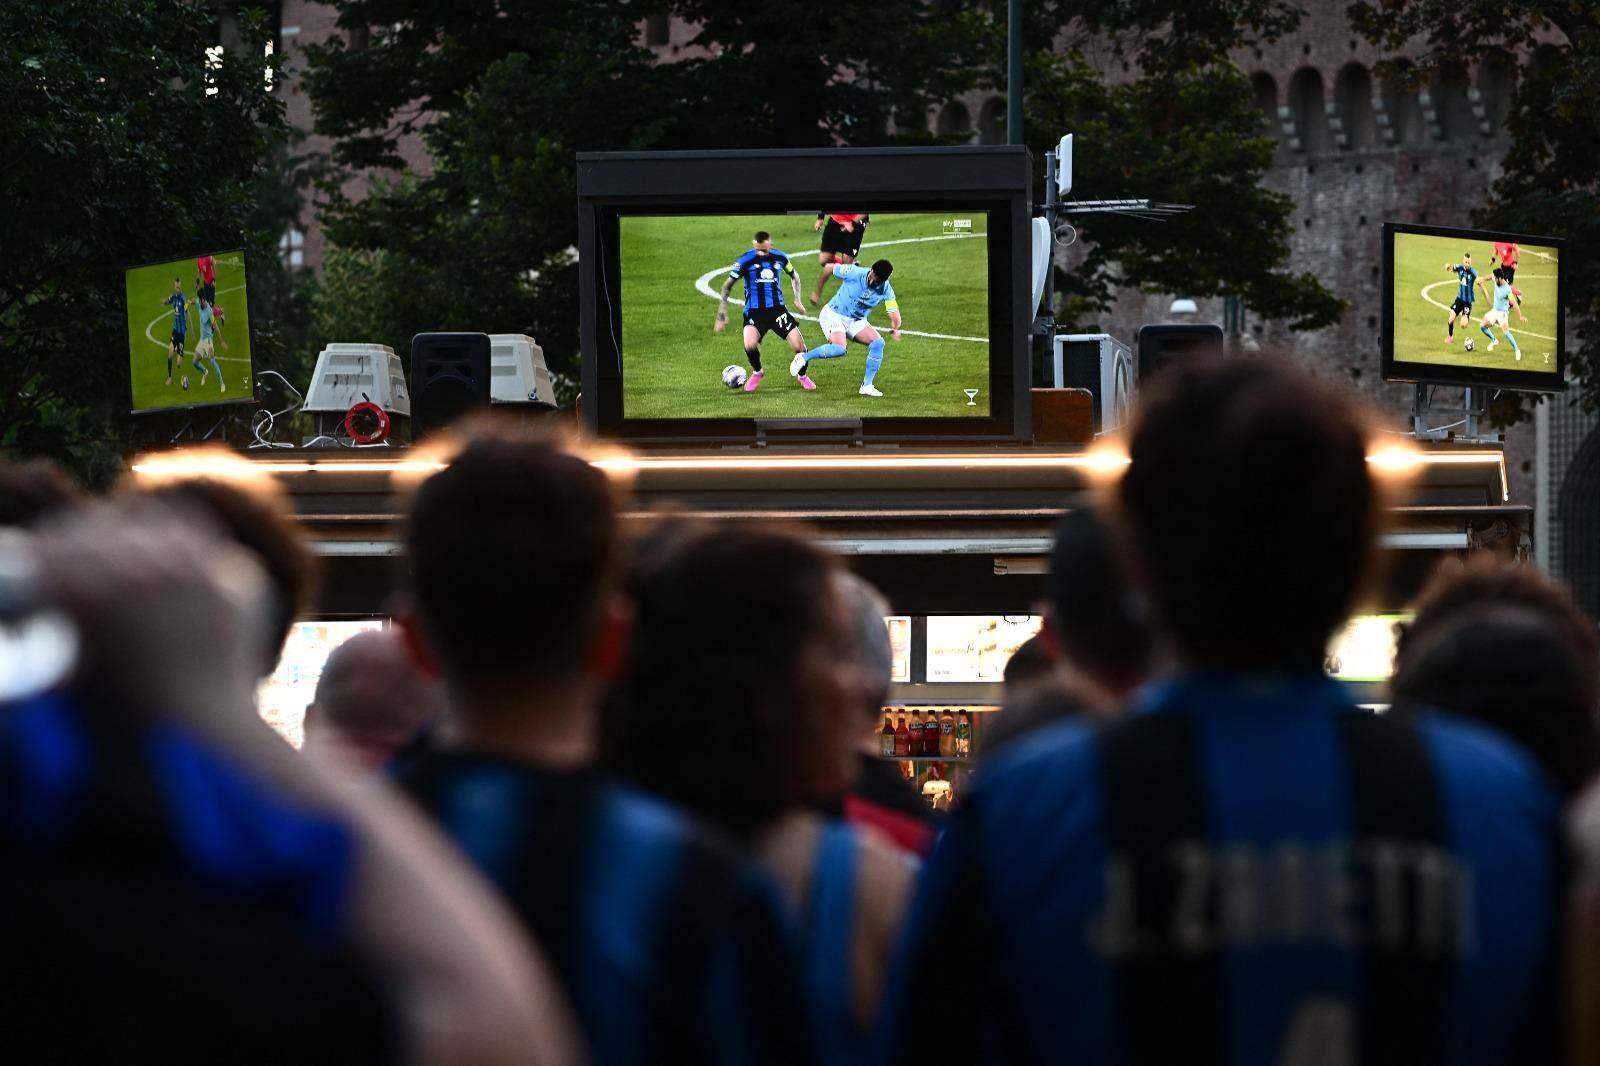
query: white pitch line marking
693 232 990 343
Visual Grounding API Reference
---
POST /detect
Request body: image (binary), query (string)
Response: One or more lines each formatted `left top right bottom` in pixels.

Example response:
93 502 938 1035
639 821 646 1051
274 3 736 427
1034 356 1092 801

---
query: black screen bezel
1381 221 1566 393
578 148 1031 445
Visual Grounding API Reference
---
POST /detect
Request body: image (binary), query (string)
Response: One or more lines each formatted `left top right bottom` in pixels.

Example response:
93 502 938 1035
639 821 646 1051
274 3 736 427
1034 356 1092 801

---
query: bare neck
446 681 599 771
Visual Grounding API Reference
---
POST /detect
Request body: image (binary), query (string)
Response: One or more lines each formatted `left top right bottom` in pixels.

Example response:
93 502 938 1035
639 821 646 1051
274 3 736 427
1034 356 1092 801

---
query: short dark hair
605 525 844 841
1401 555 1599 671
753 230 771 243
871 259 893 281
1463 251 1472 258
1047 508 1150 689
1393 602 1600 795
404 426 619 694
1118 358 1376 670
1002 634 1054 690
143 475 316 671
0 456 84 529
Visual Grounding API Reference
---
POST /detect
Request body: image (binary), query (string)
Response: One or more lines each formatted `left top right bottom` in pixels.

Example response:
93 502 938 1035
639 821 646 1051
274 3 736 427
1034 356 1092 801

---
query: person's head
753 231 772 253
133 460 315 677
1462 252 1472 264
199 295 210 310
302 629 441 771
172 277 182 291
869 259 893 288
1392 602 1600 796
1003 634 1055 692
834 571 895 723
0 456 84 530
607 524 856 842
1117 358 1376 672
1043 508 1151 695
402 425 625 710
1494 267 1508 283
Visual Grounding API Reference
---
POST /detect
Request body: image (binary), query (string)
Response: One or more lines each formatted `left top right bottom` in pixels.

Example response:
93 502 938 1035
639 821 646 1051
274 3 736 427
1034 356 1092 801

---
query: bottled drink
939 709 955 757
881 712 897 757
894 714 910 757
907 712 924 757
955 713 971 757
920 710 937 756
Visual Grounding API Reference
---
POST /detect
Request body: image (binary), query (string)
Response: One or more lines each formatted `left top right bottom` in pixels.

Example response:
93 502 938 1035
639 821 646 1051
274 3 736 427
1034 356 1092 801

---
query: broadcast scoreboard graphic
619 212 991 419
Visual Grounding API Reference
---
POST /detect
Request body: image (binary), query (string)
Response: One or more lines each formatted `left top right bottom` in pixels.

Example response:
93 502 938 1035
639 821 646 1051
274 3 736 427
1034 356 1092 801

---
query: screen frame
578 148 1032 445
1381 221 1566 393
126 247 259 416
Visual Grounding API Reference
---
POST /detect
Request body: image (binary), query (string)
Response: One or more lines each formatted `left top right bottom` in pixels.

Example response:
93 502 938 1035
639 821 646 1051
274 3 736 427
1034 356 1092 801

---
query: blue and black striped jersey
1453 265 1479 306
397 753 812 1066
881 674 1561 1065
729 250 793 312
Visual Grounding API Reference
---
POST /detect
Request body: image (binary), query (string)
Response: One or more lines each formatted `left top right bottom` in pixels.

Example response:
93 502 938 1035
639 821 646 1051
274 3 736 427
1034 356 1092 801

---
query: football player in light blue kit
192 294 227 392
790 258 901 397
1478 267 1528 360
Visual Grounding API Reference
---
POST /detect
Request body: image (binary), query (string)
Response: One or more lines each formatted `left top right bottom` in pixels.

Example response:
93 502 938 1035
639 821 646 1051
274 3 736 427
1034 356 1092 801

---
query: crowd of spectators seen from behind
392 427 811 1066
607 525 917 1064
985 507 1151 758
885 358 1564 1065
826 571 938 857
303 629 442 774
1392 555 1600 797
1 454 580 1065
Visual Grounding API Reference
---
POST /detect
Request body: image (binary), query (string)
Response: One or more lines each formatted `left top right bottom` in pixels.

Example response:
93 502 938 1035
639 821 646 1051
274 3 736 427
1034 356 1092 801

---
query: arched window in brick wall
1428 66 1476 140
1476 50 1516 132
977 98 1006 144
1333 64 1376 149
1289 67 1331 154
1251 72 1279 132
1378 61 1425 145
936 101 973 139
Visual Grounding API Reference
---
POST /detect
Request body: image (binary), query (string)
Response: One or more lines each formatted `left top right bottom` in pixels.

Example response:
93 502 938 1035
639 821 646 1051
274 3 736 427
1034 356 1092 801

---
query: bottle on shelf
907 711 924 757
939 708 955 757
921 709 938 756
880 712 897 757
955 712 971 757
894 713 910 757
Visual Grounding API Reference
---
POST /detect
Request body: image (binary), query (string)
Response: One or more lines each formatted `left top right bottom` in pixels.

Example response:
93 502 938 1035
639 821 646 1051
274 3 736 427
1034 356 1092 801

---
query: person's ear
588 592 634 683
1038 610 1066 664
394 611 441 679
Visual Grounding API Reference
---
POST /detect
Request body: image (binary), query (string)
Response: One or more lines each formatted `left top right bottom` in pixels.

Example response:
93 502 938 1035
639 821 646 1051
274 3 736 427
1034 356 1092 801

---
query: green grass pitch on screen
124 251 253 413
618 213 991 420
1391 233 1559 372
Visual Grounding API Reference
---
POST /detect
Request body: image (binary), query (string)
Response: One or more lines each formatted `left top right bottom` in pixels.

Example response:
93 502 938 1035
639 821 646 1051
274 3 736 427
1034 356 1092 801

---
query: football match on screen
1391 233 1559 373
124 251 253 413
619 212 991 419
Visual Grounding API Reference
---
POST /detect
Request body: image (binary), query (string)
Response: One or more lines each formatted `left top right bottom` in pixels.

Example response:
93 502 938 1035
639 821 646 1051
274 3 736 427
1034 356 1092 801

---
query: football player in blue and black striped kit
883 359 1561 1066
1445 251 1487 345
715 231 810 393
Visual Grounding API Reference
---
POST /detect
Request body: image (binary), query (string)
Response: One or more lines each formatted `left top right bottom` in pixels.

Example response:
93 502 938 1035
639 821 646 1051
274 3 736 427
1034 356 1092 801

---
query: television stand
750 418 866 449
1412 384 1499 444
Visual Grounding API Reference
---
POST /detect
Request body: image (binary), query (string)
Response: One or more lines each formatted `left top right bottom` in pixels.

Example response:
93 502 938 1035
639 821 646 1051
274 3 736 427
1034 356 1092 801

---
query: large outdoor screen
125 250 254 413
1383 222 1564 392
619 211 992 420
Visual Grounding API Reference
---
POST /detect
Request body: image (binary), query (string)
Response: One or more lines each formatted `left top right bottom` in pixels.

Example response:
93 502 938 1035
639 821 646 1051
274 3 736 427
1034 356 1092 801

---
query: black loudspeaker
411 333 490 438
1136 324 1224 380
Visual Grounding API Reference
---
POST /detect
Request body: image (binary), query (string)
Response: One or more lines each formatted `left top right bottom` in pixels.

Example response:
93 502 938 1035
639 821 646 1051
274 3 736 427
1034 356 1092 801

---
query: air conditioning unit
1053 333 1136 434
303 343 411 416
488 334 556 407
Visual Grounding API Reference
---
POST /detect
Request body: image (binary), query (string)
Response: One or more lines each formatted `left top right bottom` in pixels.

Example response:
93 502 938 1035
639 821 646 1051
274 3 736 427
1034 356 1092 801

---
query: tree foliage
1351 0 1600 417
0 0 288 484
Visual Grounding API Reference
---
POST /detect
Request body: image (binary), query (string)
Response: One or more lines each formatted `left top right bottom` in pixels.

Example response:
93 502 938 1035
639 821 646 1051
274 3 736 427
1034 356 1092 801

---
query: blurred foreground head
0 456 85 530
834 571 894 717
402 425 623 702
1393 557 1600 795
1118 358 1376 672
128 448 315 677
1045 507 1151 695
609 524 856 841
303 629 441 772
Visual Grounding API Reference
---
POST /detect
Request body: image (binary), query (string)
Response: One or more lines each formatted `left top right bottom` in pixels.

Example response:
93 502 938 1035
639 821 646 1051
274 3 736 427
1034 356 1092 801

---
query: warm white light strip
134 448 1502 479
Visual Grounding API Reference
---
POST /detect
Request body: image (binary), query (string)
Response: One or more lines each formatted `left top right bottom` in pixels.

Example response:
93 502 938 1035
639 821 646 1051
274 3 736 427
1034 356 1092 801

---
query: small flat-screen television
578 148 1031 444
125 250 254 413
1382 221 1565 392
